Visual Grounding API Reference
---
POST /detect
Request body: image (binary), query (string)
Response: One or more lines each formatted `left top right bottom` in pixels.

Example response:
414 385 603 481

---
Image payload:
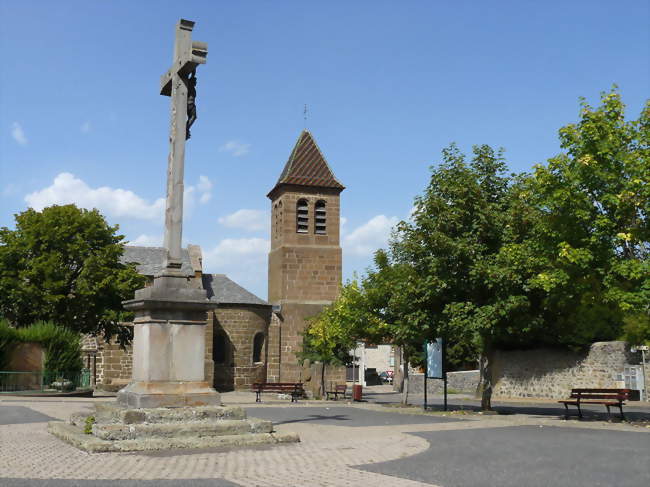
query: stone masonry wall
212 305 270 391
266 312 281 383
268 302 328 383
492 341 633 399
96 338 133 388
409 371 480 395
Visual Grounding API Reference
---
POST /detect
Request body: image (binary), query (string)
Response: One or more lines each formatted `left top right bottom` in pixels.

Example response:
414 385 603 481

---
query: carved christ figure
186 70 197 139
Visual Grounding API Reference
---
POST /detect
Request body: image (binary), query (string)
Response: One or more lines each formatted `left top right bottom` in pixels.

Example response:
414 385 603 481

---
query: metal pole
642 349 648 402
423 342 428 411
443 338 448 411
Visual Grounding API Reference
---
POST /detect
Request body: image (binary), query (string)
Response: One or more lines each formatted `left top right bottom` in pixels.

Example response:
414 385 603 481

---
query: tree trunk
321 362 326 398
401 349 409 405
479 342 495 411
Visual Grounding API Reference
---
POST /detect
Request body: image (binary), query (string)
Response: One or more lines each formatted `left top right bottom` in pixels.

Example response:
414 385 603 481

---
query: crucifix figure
186 70 197 139
159 19 208 271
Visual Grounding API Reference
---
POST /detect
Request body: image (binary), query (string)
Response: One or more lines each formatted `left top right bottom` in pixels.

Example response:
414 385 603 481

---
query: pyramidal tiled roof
269 130 344 195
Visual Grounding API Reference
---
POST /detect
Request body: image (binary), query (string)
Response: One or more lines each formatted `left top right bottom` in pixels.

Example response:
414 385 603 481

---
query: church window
296 199 309 233
315 200 326 235
252 332 265 363
213 332 227 364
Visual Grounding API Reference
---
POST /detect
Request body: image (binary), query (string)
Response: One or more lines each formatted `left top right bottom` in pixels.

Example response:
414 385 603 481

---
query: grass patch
84 416 95 434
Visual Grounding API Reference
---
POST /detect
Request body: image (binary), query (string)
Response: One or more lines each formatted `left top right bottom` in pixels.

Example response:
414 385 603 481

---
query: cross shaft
160 19 207 271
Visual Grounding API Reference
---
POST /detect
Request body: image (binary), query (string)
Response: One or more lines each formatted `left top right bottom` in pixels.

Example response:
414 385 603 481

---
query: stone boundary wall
408 370 480 395
300 361 346 398
492 341 633 400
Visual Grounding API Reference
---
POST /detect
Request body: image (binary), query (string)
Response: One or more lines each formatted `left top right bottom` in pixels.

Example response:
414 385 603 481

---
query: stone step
49 421 299 453
92 418 272 441
93 402 246 424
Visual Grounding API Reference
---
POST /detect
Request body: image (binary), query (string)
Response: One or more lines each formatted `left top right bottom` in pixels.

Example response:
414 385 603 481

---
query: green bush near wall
0 319 83 373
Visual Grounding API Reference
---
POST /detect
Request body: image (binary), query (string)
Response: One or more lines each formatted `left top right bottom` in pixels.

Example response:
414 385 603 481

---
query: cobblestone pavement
1 394 648 487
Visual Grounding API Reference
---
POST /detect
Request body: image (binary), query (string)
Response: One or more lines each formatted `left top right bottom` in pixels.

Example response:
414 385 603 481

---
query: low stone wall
408 370 480 395
301 361 346 398
492 341 633 400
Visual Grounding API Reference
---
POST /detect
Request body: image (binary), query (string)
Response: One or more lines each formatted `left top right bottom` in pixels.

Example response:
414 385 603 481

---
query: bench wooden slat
325 384 347 401
251 382 305 403
558 388 629 420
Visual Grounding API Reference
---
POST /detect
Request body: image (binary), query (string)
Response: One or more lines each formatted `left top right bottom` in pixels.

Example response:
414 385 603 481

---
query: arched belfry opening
296 199 309 233
315 200 326 234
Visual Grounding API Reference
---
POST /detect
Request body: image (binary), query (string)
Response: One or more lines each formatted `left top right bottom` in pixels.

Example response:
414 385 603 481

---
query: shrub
0 318 83 373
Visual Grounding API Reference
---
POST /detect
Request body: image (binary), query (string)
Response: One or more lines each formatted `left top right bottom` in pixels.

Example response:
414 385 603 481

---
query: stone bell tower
267 130 345 383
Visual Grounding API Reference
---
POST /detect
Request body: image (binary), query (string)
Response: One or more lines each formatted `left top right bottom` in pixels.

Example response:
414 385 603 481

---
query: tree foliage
300 279 389 365
0 205 145 343
300 89 647 408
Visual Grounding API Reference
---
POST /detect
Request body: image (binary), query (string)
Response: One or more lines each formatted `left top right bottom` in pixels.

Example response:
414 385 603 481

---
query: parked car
379 371 393 384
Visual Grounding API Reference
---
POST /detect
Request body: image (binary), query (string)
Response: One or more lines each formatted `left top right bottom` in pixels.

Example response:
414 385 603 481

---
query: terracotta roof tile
270 131 344 195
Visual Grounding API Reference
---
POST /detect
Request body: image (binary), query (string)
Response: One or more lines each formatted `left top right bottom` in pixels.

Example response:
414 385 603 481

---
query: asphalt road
244 405 461 426
359 425 650 487
0 405 56 425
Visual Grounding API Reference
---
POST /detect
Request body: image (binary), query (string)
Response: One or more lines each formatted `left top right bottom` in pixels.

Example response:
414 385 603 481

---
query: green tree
392 144 526 409
0 204 146 343
518 90 649 345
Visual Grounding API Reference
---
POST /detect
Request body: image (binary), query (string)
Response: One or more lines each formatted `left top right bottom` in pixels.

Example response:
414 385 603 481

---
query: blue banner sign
425 339 444 379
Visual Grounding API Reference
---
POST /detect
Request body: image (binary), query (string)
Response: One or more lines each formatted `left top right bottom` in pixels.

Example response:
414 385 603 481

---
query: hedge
0 319 83 373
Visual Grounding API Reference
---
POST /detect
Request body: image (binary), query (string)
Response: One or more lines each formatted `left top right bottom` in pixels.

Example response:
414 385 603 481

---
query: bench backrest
335 384 346 392
252 382 304 392
570 388 631 401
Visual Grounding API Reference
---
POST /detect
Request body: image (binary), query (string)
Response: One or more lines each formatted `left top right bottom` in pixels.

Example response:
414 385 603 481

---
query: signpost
424 338 447 411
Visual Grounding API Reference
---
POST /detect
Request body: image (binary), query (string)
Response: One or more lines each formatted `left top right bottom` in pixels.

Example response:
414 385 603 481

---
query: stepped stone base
49 402 299 452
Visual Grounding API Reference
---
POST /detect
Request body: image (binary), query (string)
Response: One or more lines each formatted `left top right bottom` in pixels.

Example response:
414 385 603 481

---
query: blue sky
1 1 648 299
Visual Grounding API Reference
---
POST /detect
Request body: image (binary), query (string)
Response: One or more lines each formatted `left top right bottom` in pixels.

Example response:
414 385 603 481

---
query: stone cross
159 19 207 271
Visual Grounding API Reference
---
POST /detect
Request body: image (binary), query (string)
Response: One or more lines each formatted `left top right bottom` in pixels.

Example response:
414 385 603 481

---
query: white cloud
25 172 166 220
25 173 213 221
11 122 27 146
218 209 268 232
81 121 91 133
197 175 212 192
184 175 213 212
219 140 250 157
203 238 270 297
129 234 163 246
343 215 399 256
196 175 213 204
340 216 348 234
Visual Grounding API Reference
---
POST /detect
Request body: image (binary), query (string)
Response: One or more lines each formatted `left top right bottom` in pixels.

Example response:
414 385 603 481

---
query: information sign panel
425 339 444 379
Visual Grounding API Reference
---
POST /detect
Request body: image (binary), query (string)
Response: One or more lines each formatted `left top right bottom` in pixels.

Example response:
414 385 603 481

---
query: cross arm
160 41 208 96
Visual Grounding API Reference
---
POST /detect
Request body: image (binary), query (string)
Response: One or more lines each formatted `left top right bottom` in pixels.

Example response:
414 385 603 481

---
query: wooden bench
251 382 304 403
326 384 347 401
558 388 631 420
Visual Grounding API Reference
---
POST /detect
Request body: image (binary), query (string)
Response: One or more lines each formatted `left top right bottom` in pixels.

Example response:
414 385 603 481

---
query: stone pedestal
48 402 299 452
118 272 221 408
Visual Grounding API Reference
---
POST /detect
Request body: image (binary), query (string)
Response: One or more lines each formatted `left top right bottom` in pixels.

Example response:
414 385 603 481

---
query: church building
86 130 344 391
